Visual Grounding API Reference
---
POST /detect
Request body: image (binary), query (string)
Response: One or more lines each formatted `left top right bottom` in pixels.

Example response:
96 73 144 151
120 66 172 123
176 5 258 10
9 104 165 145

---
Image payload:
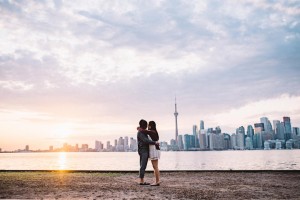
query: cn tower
174 97 179 144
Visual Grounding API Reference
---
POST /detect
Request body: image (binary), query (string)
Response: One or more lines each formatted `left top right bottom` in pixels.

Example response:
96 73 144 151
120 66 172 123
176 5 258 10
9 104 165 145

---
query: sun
54 123 72 139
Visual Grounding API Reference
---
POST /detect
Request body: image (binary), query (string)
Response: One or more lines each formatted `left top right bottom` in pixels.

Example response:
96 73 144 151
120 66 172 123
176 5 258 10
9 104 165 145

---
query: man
137 119 158 185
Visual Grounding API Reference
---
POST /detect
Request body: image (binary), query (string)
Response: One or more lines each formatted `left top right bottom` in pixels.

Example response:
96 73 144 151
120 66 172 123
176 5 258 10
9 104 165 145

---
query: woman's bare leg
151 159 160 184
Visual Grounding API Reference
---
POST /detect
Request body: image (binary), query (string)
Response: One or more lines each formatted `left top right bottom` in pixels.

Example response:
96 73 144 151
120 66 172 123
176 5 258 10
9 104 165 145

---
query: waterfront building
129 137 137 151
81 144 88 152
209 133 215 150
25 145 29 151
275 140 282 149
254 132 263 149
273 120 280 139
254 123 264 132
160 142 168 151
236 132 244 150
107 141 111 150
223 134 231 150
199 133 206 150
95 140 103 151
193 125 200 148
49 146 53 151
200 120 204 130
277 122 285 140
170 139 177 146
283 117 292 140
183 134 196 150
286 139 293 149
264 141 270 150
260 117 273 133
247 125 254 140
245 137 253 150
231 133 237 149
262 131 273 145
292 127 300 139
124 136 129 151
177 135 184 150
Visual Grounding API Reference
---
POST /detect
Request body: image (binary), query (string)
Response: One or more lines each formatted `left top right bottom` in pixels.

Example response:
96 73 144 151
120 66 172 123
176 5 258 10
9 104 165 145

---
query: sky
0 0 300 151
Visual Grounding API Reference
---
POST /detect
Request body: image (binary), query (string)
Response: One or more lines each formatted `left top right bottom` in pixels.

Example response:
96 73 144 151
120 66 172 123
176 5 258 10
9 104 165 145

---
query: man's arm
139 129 156 135
138 132 156 145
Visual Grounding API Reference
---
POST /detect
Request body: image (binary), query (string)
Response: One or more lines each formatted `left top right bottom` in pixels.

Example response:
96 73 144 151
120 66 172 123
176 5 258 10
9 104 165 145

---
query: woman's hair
148 121 157 133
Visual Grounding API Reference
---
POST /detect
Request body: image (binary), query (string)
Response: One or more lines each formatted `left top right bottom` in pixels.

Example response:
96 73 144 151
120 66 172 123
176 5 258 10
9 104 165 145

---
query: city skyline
1 115 299 152
1 1 300 151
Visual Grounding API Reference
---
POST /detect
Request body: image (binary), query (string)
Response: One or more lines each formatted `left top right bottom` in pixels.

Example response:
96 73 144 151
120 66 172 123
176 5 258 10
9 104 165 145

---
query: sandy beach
0 171 299 199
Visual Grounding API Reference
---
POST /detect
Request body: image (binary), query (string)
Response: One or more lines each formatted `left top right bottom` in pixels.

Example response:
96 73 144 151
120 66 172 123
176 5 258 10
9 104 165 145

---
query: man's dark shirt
139 129 160 150
137 131 156 152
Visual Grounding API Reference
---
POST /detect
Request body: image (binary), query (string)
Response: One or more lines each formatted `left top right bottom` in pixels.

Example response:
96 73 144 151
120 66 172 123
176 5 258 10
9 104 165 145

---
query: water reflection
58 152 66 170
0 150 299 170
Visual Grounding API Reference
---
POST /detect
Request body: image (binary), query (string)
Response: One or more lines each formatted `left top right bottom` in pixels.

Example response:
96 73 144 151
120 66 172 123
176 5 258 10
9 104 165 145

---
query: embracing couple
137 119 161 186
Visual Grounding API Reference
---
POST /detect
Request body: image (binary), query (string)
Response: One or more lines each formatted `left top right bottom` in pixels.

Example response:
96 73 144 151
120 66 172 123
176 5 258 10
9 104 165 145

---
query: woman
139 121 161 186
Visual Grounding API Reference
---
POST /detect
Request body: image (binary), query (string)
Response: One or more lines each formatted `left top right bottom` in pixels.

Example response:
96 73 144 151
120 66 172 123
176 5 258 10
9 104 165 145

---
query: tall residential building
236 132 245 150
183 134 196 150
247 125 254 140
231 133 237 149
255 132 263 149
174 97 179 143
193 125 200 148
200 120 204 130
275 122 285 140
245 137 253 150
25 145 29 151
273 120 281 139
223 134 231 150
107 141 111 150
283 116 292 140
124 136 129 151
260 117 272 133
254 123 264 149
254 123 264 133
199 132 206 150
130 137 137 151
177 135 184 150
293 127 300 138
95 140 102 151
183 134 190 150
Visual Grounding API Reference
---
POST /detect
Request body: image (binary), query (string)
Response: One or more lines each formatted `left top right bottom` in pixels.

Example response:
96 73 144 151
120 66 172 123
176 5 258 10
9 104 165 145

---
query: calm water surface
1 150 299 170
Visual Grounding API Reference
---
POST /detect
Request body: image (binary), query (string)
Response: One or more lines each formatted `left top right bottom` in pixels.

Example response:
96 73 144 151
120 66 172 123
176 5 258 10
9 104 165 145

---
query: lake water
1 150 300 170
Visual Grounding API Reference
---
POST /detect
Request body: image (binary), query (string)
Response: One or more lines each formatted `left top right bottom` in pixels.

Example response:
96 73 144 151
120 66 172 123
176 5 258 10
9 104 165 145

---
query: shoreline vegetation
0 171 299 199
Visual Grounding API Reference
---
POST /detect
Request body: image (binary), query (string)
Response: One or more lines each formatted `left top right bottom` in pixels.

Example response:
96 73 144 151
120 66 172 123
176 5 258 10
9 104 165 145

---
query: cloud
208 94 300 132
0 0 300 150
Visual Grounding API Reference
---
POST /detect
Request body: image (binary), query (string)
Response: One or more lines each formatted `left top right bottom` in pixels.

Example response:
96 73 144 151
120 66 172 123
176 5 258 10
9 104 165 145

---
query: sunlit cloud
0 0 299 150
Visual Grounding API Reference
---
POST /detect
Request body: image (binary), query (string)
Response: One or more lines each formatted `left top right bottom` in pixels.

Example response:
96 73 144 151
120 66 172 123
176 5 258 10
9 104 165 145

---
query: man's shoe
139 182 150 185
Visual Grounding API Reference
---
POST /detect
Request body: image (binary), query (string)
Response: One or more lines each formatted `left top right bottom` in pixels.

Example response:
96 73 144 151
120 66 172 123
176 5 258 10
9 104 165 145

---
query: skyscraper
193 125 200 148
200 120 204 130
177 135 184 150
247 125 254 140
283 116 292 140
254 123 264 133
260 117 272 133
174 97 179 143
273 120 280 139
